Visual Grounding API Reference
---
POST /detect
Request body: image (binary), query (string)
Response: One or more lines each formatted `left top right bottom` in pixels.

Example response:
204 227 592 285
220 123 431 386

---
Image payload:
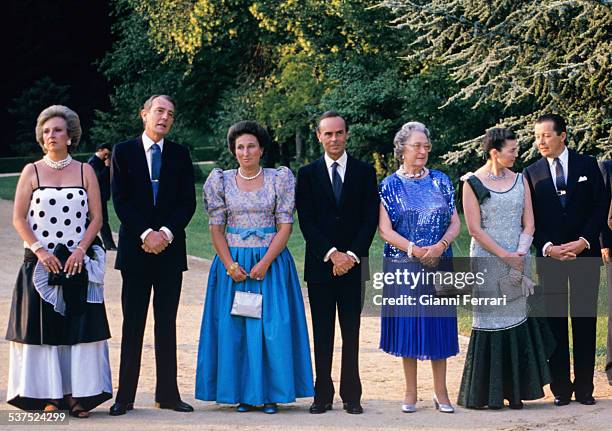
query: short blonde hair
35 105 82 153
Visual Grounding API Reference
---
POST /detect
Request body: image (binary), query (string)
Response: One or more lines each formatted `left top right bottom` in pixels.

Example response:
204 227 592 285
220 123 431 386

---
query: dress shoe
433 395 454 413
509 401 523 410
553 396 571 406
236 403 254 412
155 400 194 412
343 402 363 414
401 403 416 413
309 402 332 414
262 403 278 414
109 402 134 416
575 395 596 405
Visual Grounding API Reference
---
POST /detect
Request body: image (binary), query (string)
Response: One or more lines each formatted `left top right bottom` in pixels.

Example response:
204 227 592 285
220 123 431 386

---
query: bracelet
440 239 449 250
406 241 414 258
30 241 44 253
76 245 86 254
226 262 239 276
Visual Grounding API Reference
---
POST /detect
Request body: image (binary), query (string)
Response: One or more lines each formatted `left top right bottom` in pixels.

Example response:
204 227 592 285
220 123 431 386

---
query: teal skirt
457 317 555 409
195 246 314 405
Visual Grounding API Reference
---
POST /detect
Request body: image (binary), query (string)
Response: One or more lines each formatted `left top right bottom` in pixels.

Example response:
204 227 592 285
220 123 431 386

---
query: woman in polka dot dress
5 106 112 418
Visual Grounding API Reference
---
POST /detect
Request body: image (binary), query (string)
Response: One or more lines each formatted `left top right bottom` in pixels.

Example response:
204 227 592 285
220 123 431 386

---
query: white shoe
401 403 416 413
433 395 454 413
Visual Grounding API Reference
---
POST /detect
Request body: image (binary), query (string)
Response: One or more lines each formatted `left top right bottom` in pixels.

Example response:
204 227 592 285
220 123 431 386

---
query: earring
67 139 72 146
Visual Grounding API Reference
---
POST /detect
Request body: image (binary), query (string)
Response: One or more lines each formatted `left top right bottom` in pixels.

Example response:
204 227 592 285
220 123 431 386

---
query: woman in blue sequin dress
195 121 313 413
378 122 461 413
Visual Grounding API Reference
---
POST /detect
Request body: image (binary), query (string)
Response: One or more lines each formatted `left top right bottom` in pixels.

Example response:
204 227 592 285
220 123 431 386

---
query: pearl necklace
43 155 72 170
486 170 506 181
398 166 426 179
238 167 262 181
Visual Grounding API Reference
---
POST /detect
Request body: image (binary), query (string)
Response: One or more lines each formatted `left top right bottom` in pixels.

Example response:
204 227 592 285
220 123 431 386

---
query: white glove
516 233 533 254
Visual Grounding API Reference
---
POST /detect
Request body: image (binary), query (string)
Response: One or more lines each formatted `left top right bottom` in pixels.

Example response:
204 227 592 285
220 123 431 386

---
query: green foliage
8 77 70 156
383 0 612 162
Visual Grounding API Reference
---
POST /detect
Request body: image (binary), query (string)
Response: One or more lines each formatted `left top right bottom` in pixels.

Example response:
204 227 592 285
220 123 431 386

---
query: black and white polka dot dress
28 186 88 252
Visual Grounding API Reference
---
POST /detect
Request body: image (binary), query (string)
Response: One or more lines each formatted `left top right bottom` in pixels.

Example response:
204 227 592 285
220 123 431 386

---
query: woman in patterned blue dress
195 121 313 413
378 122 461 413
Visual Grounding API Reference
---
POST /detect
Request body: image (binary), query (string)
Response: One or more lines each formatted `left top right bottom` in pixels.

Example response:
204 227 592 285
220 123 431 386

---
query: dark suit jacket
598 159 612 249
88 155 110 202
523 149 607 258
111 137 196 272
296 155 379 284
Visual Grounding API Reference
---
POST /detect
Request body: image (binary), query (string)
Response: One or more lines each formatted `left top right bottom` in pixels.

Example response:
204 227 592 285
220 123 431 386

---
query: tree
8 77 70 155
382 0 612 162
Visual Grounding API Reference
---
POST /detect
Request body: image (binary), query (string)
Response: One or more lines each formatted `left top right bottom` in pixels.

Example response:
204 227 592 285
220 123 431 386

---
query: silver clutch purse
230 290 262 319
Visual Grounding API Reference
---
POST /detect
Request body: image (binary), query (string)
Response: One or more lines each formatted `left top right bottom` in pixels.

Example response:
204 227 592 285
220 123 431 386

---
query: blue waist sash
226 226 276 240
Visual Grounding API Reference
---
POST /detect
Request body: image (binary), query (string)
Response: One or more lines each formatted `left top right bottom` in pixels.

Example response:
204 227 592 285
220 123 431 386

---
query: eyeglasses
406 143 432 152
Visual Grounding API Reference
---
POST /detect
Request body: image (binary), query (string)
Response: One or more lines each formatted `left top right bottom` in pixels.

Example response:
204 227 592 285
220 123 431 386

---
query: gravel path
1 198 611 430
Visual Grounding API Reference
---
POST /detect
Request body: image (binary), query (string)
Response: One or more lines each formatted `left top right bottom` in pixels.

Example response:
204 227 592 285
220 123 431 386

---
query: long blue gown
195 167 313 405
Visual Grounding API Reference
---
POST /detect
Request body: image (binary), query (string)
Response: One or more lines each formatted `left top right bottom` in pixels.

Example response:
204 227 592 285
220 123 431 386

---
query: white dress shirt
541 146 589 255
140 132 173 243
321 151 359 264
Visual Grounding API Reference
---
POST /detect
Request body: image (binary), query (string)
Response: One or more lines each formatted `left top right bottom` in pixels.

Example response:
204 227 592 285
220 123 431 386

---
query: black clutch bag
47 243 88 316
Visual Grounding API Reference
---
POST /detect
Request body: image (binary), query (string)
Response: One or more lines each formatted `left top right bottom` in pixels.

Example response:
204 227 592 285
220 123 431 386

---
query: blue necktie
554 157 566 207
331 161 343 205
151 143 161 205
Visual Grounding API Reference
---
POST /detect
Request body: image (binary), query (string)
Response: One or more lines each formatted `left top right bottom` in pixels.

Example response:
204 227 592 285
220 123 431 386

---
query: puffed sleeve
274 166 295 224
203 168 226 225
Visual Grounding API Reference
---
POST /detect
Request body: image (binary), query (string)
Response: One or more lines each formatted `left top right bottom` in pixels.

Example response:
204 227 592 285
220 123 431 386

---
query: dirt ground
1 198 611 430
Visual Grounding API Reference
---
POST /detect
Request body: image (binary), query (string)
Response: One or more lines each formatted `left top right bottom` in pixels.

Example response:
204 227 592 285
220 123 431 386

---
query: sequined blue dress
379 170 459 360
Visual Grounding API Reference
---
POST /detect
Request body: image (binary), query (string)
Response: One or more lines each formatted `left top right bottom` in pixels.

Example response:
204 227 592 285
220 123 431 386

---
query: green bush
191 146 219 162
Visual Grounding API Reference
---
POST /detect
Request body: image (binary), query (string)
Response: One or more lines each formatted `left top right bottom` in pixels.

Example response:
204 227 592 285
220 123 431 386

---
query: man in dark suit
109 95 196 415
523 114 607 406
88 143 117 250
296 111 379 414
599 159 612 383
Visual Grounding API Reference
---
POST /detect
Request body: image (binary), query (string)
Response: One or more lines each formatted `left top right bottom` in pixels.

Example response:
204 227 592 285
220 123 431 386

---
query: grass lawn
0 173 609 367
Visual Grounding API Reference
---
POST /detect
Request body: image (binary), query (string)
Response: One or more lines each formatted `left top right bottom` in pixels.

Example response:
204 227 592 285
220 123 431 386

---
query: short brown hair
316 110 348 132
227 121 270 156
35 105 82 153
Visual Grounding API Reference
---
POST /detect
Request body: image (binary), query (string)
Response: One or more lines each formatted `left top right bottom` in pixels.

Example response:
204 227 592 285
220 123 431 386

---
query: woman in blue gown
378 122 461 413
195 121 313 413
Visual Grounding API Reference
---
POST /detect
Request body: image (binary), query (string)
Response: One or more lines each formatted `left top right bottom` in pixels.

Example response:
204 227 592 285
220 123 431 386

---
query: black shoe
309 402 332 414
155 400 194 412
343 402 363 414
553 396 571 406
509 401 523 410
109 402 134 416
575 395 596 405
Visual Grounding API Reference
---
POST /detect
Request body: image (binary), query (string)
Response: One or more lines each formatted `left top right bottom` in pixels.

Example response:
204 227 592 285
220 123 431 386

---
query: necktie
331 161 343 205
554 157 566 207
151 143 161 205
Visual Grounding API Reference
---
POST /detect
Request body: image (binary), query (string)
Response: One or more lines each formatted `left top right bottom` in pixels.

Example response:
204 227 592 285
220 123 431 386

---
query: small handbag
47 243 89 316
230 289 262 319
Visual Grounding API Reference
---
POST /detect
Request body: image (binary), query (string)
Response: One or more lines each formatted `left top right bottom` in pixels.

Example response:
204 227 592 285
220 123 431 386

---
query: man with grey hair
110 95 196 415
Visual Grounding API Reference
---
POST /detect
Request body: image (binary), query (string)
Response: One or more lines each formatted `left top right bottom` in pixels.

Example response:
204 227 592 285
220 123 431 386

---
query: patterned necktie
554 157 566 207
331 161 343 205
151 143 161 205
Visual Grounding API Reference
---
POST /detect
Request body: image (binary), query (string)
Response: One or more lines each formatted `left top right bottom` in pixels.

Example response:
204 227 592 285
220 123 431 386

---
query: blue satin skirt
195 247 314 405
